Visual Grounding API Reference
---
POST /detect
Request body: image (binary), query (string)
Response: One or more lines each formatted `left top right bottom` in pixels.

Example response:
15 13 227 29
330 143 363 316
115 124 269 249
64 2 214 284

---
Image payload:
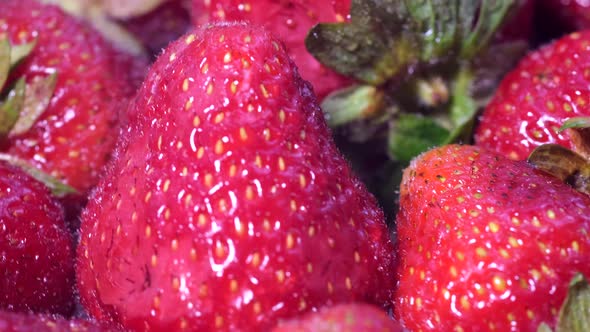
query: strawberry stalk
306 0 526 162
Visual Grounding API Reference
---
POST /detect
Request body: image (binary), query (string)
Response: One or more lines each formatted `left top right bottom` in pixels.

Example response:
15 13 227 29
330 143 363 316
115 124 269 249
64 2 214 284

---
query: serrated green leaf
0 153 78 197
322 84 384 127
461 0 518 58
0 37 10 90
10 73 57 136
560 117 590 132
388 113 450 161
0 78 25 136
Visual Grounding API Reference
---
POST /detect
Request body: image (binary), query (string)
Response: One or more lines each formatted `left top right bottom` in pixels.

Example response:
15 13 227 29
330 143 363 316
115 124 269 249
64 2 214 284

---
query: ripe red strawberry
0 310 118 332
0 0 144 194
0 161 75 315
271 303 404 332
395 144 590 331
193 0 353 100
475 31 590 161
76 22 396 331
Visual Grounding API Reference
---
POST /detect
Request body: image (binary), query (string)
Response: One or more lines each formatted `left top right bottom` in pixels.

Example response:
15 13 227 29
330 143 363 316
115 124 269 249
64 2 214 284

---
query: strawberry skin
77 22 396 331
271 303 404 332
395 144 590 331
0 0 143 193
193 0 353 100
0 310 118 332
0 162 75 315
475 31 590 161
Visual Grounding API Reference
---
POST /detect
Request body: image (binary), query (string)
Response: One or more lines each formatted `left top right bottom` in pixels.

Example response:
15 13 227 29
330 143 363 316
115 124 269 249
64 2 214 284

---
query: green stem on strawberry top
306 0 526 162
538 273 590 332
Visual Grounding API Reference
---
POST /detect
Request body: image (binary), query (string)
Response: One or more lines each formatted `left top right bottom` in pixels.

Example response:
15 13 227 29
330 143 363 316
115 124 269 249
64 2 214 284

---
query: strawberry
76 22 396 331
0 310 118 332
395 144 590 331
0 161 75 315
271 303 404 332
193 0 353 100
0 0 144 195
475 31 590 161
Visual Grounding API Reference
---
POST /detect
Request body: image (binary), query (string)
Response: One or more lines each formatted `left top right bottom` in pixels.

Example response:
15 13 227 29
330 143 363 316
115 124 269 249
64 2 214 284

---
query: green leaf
10 40 36 67
0 153 78 197
322 84 384 127
560 117 590 132
388 113 450 161
0 37 9 90
461 0 518 58
527 144 590 196
305 0 419 85
446 67 476 143
10 73 57 136
0 78 25 136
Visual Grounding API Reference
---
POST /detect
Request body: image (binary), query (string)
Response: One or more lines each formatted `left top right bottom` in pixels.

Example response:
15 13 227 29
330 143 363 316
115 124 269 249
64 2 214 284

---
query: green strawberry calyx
0 153 77 197
306 0 526 162
0 36 77 198
0 36 57 140
538 273 590 332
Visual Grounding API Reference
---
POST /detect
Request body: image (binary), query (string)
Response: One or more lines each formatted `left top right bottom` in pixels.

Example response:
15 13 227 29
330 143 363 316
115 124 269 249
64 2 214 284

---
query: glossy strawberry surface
271 303 404 332
475 31 590 160
0 0 143 193
0 162 74 315
395 144 590 331
193 0 353 100
77 23 395 331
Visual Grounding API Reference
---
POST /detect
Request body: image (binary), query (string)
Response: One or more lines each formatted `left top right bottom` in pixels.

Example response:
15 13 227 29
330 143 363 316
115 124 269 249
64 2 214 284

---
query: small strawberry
193 0 353 100
0 0 144 195
271 303 405 332
395 144 590 331
0 161 75 315
0 310 119 332
76 22 396 331
475 31 590 161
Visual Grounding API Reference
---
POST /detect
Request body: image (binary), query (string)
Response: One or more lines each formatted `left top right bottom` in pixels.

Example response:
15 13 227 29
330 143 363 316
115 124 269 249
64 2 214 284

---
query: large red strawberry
0 161 75 315
271 303 404 332
395 144 590 331
0 0 144 195
0 310 118 332
76 22 396 331
475 31 590 161
192 0 353 100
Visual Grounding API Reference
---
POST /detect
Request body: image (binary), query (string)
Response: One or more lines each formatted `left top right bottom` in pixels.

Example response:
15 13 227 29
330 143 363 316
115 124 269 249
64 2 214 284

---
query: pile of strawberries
4 0 590 331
